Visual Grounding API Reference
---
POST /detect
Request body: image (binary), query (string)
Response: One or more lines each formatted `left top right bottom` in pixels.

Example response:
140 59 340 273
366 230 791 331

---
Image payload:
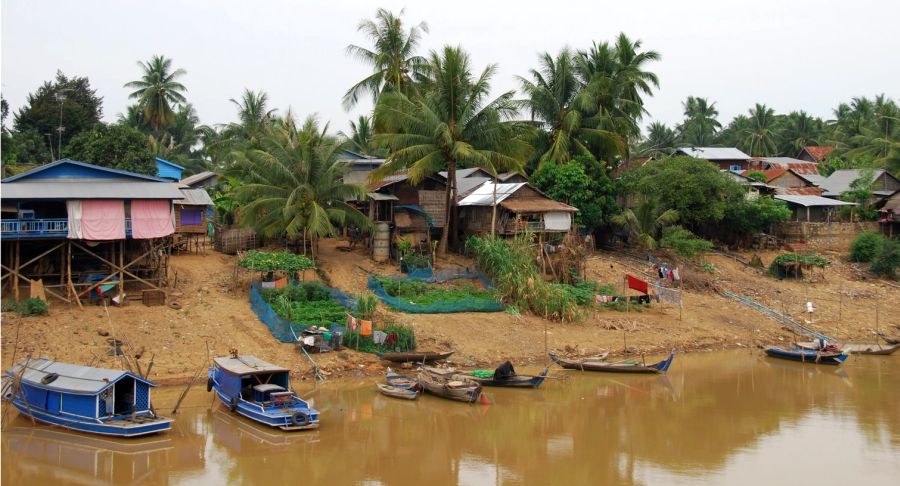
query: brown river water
2 350 898 485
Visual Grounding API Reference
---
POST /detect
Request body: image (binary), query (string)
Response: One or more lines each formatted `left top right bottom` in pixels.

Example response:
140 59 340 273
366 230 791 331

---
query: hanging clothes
131 200 175 239
346 314 358 331
360 320 373 337
672 267 681 281
373 330 387 344
66 200 83 239
385 332 399 347
655 284 682 306
626 274 649 294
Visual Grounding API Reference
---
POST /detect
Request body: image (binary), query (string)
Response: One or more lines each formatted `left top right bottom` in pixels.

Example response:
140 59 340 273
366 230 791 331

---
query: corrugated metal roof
8 358 154 394
178 188 214 206
2 159 169 183
457 177 491 198
801 146 834 162
1 180 186 200
777 187 825 196
367 172 409 191
367 192 399 201
774 195 857 207
675 147 750 160
438 168 492 179
819 169 888 196
179 171 218 186
458 182 526 206
213 355 289 375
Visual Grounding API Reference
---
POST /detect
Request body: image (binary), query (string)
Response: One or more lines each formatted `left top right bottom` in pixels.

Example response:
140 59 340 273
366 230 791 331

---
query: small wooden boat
549 351 674 374
417 367 482 403
376 351 454 363
455 361 550 388
3 358 172 437
376 383 421 400
876 332 900 345
795 341 900 356
763 346 848 365
385 368 419 390
208 354 319 431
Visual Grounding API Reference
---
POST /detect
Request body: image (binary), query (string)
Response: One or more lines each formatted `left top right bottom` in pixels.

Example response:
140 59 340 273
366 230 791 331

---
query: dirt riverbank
2 237 898 385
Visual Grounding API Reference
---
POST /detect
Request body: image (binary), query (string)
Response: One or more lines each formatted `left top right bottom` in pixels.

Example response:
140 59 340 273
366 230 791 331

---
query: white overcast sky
2 0 898 135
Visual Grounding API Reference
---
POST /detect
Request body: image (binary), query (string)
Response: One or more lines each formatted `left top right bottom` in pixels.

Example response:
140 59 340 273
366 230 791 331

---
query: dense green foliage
850 231 884 262
64 124 156 174
769 254 829 278
3 298 50 317
466 234 581 321
660 226 714 258
124 55 188 132
610 200 679 249
723 196 793 235
13 71 103 152
869 238 899 279
344 323 416 353
239 250 316 274
261 281 347 328
373 275 495 306
531 156 618 230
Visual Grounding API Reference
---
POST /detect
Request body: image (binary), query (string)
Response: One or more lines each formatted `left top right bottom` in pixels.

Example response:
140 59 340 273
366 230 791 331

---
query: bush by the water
466 234 582 321
374 275 495 306
849 231 884 262
261 281 348 328
870 238 899 279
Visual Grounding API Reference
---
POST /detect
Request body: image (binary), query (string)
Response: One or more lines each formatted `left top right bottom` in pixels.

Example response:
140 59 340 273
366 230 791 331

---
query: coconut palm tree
372 46 531 254
678 96 721 146
611 200 679 249
229 114 370 257
124 55 187 133
338 115 383 156
779 111 823 156
640 121 677 157
740 103 780 156
343 8 429 110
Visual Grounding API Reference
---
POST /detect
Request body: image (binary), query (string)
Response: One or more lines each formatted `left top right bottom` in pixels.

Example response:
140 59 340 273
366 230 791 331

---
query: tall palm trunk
439 161 456 256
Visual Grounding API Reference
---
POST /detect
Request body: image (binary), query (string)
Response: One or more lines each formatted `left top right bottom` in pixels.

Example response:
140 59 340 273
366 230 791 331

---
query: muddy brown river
2 350 898 485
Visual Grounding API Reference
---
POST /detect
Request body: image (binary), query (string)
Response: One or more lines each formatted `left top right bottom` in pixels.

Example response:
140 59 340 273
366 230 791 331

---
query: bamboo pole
13 240 20 300
119 240 125 301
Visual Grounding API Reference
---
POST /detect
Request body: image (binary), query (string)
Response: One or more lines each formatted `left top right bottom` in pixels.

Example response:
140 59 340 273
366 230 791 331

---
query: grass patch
374 275 495 306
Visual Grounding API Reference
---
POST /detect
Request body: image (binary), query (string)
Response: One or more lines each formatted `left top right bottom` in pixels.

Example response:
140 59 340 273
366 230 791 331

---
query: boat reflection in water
2 350 898 485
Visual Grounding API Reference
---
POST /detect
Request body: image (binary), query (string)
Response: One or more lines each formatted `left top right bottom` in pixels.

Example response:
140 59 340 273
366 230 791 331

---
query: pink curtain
131 200 175 239
81 200 126 240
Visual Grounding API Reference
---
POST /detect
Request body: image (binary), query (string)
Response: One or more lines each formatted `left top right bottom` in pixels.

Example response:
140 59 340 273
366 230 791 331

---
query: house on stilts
1 159 183 305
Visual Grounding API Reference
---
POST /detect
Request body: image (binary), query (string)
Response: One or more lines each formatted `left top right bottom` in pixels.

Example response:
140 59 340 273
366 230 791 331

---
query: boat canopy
213 356 290 375
8 358 156 395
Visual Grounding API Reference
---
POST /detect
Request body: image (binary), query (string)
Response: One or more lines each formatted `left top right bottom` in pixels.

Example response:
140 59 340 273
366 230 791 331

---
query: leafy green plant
356 292 378 319
870 238 899 279
660 225 713 258
769 253 828 278
699 261 716 273
1 299 17 312
849 231 884 262
343 323 416 354
373 275 495 306
401 253 430 271
18 298 48 316
239 250 315 275
261 281 348 328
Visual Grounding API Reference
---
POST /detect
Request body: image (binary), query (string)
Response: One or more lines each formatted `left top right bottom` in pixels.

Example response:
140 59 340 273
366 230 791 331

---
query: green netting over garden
249 280 356 343
368 273 504 313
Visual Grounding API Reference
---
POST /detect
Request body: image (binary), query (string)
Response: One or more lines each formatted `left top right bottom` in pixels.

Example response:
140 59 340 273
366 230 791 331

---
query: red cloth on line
131 199 174 239
81 200 126 240
626 274 649 294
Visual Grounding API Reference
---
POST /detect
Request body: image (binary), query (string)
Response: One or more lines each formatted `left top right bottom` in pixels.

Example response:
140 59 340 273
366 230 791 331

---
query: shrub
18 298 48 316
870 238 899 279
239 250 315 275
344 322 416 353
660 225 714 258
769 253 828 278
849 231 884 262
356 293 378 318
401 253 430 271
1 299 17 312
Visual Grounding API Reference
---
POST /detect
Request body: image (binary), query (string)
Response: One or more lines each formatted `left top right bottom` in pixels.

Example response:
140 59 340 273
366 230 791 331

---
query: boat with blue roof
3 358 172 437
207 352 319 431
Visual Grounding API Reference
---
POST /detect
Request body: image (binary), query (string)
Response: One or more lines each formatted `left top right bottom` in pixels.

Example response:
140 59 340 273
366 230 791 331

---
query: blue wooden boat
208 354 319 431
3 358 172 437
764 346 848 365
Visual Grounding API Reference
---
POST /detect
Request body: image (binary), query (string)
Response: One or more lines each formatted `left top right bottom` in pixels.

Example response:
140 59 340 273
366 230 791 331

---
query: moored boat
763 346 848 365
3 358 172 437
376 383 421 400
795 341 900 356
876 332 900 345
549 350 674 374
208 353 319 431
417 367 482 403
455 361 549 388
377 351 454 363
385 368 419 390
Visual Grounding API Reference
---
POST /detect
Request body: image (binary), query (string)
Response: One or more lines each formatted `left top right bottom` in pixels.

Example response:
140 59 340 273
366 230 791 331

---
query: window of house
180 208 202 225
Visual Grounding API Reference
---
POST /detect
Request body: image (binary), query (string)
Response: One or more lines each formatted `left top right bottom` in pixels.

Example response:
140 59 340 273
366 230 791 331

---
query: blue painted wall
61 392 98 418
25 163 131 180
155 158 184 181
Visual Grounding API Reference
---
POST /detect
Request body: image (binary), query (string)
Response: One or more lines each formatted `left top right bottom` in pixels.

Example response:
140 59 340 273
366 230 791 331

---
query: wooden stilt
14 240 20 300
119 240 125 300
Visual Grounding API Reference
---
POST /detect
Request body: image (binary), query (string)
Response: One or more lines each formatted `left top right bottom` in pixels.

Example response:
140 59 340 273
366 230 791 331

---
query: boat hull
550 352 675 374
457 368 549 388
418 370 482 403
376 383 420 400
795 342 900 355
211 387 319 431
377 351 454 363
10 398 172 437
764 347 847 365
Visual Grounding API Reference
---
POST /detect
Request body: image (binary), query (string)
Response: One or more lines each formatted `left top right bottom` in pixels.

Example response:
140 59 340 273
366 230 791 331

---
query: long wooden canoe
549 351 674 374
795 341 900 356
764 346 847 365
453 368 550 388
376 351 454 363
376 383 420 400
